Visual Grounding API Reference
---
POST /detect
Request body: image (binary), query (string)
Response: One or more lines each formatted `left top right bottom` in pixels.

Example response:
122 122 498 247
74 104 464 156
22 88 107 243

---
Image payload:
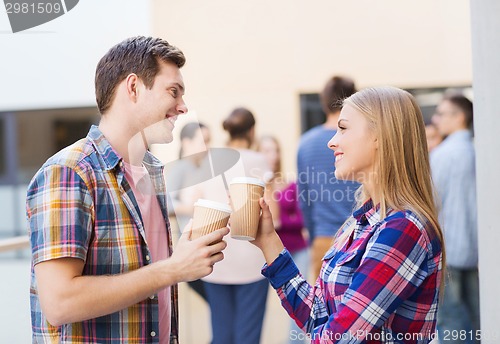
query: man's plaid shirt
27 125 178 343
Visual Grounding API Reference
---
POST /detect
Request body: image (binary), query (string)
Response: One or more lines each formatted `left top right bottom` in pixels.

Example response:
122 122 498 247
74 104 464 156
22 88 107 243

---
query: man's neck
447 127 470 138
98 113 147 166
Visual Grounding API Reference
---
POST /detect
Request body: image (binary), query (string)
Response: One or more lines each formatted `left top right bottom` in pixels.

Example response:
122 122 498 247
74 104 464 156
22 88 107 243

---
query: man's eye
170 88 178 97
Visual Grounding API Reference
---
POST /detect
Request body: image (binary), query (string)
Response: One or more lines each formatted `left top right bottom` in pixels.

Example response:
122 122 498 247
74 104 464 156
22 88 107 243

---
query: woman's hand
251 198 284 265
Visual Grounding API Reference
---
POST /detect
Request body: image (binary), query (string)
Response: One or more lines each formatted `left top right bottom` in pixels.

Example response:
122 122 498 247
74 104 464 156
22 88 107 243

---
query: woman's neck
228 138 251 149
361 175 381 208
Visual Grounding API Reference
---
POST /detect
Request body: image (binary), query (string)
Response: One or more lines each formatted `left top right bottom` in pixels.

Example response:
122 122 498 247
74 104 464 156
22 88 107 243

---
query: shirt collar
87 125 121 170
444 129 472 143
353 199 383 227
143 150 164 169
87 125 164 173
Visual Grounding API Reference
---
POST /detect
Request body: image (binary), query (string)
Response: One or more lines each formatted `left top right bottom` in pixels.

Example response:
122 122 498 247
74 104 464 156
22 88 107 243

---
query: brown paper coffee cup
228 177 265 240
191 199 232 240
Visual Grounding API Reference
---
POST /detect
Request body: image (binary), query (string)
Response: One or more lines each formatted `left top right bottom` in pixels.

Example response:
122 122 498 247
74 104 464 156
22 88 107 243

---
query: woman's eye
170 88 178 97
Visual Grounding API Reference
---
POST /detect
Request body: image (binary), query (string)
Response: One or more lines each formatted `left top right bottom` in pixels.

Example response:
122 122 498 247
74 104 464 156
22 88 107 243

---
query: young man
431 94 480 343
26 36 229 344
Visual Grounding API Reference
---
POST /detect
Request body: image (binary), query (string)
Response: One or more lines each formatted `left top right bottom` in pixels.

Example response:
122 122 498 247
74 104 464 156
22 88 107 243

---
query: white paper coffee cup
228 177 265 240
191 199 232 240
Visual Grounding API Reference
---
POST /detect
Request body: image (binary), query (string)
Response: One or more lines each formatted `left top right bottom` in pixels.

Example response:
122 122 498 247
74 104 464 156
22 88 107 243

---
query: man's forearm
36 258 180 326
36 227 228 327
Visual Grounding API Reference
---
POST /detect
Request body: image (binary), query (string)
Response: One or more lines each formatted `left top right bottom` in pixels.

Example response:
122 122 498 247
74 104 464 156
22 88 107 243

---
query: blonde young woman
253 87 444 342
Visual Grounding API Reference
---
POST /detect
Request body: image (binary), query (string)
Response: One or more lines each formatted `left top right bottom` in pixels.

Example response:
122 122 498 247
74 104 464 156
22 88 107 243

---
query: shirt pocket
323 248 335 261
324 249 361 287
325 250 361 311
334 250 359 266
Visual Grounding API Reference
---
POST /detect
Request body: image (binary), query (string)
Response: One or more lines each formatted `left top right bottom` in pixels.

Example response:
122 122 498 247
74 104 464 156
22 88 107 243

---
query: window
299 93 325 134
0 107 98 241
299 86 473 133
0 118 5 179
16 107 98 183
53 119 94 152
406 86 473 124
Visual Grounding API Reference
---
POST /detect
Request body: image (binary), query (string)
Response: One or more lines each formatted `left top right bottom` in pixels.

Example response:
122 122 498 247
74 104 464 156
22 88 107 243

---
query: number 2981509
5 2 62 14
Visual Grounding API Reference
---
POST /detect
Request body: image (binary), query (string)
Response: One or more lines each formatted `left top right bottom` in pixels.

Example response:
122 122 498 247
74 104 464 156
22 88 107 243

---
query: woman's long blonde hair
334 87 445 270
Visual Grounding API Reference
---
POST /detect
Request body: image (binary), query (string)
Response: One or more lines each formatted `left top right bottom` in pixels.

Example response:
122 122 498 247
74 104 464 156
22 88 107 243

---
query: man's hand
168 220 229 282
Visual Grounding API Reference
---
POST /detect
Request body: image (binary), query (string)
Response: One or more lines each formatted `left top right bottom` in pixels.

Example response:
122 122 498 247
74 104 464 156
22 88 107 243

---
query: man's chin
145 136 173 147
161 135 174 144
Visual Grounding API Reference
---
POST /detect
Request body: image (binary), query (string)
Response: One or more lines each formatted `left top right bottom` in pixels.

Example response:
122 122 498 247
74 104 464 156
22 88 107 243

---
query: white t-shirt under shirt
200 148 271 284
123 161 170 344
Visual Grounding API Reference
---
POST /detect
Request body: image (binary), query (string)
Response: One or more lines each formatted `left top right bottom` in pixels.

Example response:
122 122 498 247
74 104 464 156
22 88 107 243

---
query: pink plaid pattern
263 200 442 343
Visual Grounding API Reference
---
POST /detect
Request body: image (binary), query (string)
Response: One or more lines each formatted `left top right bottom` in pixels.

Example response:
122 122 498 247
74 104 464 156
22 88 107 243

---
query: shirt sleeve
26 164 94 266
265 217 431 343
262 249 330 334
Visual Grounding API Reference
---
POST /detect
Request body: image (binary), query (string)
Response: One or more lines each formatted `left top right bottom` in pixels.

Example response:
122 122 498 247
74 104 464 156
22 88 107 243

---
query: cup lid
194 199 232 213
229 177 265 188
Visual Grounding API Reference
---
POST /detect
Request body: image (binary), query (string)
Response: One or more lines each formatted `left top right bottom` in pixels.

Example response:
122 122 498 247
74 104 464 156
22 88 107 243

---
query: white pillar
470 1 500 342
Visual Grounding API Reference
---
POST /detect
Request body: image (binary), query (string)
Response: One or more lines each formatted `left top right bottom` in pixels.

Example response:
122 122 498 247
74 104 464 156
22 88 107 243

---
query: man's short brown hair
444 93 474 130
320 76 356 114
95 36 185 114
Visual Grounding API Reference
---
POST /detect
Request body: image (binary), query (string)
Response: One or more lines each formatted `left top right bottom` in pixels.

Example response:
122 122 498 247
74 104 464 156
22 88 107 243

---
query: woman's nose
327 132 339 151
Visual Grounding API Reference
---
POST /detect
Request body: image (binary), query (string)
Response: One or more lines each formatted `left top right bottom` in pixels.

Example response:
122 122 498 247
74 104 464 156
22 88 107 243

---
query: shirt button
151 331 156 337
149 295 155 300
146 255 151 261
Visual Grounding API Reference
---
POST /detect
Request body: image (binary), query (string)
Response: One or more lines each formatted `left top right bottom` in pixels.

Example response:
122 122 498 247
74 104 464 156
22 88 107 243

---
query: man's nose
431 114 439 126
177 100 188 115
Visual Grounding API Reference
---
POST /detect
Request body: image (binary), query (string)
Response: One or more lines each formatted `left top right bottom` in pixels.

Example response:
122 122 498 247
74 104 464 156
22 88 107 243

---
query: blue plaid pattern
263 200 442 343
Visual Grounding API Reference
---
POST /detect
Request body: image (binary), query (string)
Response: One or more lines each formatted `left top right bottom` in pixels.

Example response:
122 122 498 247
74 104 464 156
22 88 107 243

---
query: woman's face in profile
182 127 210 157
258 138 279 173
328 104 377 183
425 124 442 152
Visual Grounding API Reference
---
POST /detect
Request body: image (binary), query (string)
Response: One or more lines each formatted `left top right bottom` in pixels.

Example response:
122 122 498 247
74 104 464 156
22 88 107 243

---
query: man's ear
125 73 139 100
457 111 468 129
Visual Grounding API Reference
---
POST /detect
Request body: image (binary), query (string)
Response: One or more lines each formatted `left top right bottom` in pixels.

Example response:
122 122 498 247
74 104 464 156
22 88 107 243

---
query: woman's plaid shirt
263 200 443 343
